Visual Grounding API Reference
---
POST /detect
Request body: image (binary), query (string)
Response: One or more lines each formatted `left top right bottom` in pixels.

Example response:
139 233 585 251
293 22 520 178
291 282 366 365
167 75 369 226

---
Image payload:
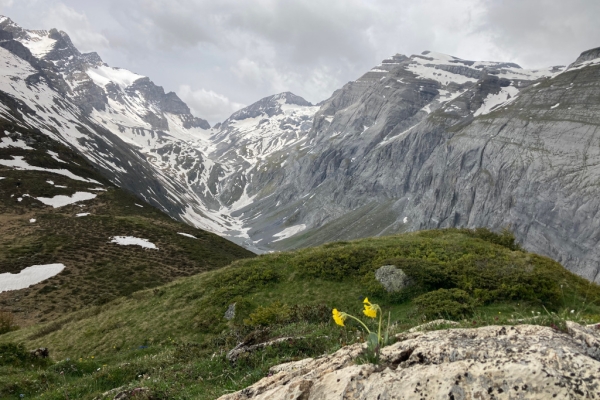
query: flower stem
377 305 383 344
345 314 371 334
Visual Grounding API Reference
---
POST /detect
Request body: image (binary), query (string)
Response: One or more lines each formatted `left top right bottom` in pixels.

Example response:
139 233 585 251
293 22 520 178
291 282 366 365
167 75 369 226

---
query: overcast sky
1 0 599 124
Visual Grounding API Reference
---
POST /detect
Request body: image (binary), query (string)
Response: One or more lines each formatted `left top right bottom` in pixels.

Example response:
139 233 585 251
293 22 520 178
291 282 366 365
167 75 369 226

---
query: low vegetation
1 228 599 399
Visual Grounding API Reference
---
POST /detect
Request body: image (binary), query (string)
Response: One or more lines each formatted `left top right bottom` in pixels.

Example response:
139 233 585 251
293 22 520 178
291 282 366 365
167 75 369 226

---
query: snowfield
36 192 97 208
110 236 158 249
0 263 65 293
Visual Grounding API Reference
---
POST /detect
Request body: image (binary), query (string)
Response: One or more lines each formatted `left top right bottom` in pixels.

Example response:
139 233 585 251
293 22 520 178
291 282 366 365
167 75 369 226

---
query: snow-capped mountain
0 16 319 250
0 16 235 237
2 15 600 282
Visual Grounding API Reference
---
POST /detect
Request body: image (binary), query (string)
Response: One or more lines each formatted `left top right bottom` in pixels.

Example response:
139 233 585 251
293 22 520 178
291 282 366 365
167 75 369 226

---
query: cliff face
237 51 600 282
219 322 600 400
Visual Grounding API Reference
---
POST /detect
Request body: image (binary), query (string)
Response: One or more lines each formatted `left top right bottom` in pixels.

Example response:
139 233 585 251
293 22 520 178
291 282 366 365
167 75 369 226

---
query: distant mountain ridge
1 15 600 282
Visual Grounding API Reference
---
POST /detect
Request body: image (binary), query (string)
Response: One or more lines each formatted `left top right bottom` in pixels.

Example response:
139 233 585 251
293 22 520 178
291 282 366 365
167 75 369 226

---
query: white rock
219 323 600 399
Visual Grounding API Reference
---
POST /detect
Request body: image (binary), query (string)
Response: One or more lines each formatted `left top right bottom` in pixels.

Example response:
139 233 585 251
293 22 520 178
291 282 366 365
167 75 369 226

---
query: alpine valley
1 15 600 285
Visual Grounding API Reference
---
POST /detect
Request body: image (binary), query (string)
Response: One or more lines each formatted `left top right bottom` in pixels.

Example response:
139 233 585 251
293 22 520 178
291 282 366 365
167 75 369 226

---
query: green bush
413 288 475 319
0 343 51 368
289 304 331 324
296 247 378 280
459 227 522 251
0 311 18 335
244 302 291 327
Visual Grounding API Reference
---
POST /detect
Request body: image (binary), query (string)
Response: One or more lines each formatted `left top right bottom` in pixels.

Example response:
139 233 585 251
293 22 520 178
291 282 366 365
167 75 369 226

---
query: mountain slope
0 124 253 326
0 16 240 238
1 229 599 398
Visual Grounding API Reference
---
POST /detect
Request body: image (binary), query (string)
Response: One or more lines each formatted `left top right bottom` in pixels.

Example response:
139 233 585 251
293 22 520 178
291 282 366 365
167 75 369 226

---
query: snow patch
29 218 36 223
272 224 307 242
0 156 102 184
21 33 56 58
87 66 144 90
110 236 158 249
177 232 197 239
76 213 90 217
36 192 97 208
474 85 520 117
551 103 560 109
0 137 33 149
47 150 67 163
0 263 65 293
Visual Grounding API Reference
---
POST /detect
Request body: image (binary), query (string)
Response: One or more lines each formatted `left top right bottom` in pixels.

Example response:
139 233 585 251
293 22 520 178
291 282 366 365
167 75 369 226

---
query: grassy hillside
0 125 254 327
1 229 599 399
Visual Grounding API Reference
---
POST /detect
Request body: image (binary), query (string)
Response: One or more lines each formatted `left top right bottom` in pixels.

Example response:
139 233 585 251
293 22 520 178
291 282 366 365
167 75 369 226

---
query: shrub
0 343 50 367
413 288 475 319
459 227 522 251
289 304 331 324
244 302 292 327
0 311 18 334
296 247 378 280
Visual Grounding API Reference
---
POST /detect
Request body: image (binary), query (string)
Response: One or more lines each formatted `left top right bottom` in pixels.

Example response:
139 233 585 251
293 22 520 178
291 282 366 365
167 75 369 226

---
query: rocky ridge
219 321 600 400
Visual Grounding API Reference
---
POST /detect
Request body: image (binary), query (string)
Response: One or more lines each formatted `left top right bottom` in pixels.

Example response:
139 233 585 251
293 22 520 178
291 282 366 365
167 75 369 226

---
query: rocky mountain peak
570 46 600 67
227 91 312 122
272 91 313 106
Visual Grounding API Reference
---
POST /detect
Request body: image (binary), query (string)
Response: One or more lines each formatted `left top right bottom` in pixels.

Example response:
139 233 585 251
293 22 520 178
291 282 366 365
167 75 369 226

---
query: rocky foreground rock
219 322 600 399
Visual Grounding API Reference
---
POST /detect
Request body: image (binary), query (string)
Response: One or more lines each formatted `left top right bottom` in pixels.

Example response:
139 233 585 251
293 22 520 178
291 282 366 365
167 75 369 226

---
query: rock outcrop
219 322 600 399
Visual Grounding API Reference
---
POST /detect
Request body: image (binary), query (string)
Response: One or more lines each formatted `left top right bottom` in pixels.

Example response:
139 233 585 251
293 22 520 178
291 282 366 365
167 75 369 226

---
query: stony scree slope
1 15 600 281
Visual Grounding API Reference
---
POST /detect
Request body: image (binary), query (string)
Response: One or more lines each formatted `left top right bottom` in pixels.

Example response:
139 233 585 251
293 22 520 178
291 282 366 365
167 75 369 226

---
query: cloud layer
1 0 598 123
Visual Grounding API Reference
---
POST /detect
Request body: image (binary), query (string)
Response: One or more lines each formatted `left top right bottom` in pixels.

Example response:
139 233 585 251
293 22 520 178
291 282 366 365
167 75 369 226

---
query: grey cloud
484 0 600 67
0 0 598 124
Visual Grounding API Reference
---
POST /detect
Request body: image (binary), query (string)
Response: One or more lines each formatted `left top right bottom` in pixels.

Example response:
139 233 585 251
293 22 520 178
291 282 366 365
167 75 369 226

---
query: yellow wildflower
363 298 377 318
332 308 346 326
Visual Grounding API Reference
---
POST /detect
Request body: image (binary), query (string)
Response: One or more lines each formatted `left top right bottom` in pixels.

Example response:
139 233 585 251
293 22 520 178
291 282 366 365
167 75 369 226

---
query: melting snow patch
272 224 307 242
0 137 33 149
47 150 67 163
46 180 54 185
87 66 145 90
88 187 107 191
177 232 197 239
29 218 36 223
0 263 65 293
76 213 90 217
403 217 408 224
0 156 102 184
135 204 144 208
36 192 97 208
474 86 520 117
551 103 560 109
0 177 5 180
110 236 158 249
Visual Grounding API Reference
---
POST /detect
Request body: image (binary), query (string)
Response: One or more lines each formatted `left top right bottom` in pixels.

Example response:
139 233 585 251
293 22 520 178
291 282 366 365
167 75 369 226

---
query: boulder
224 303 236 320
374 265 411 293
29 347 49 359
219 322 600 399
